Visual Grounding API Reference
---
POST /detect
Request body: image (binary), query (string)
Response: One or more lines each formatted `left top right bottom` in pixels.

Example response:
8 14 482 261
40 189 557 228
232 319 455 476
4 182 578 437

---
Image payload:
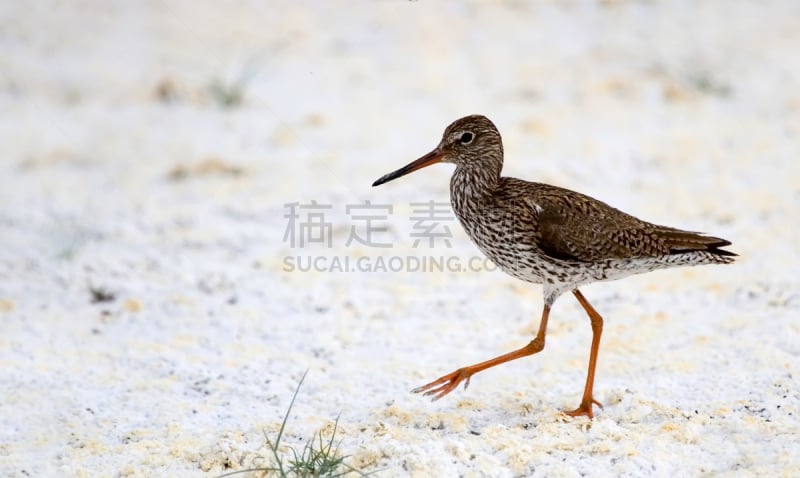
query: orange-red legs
412 288 605 419
412 304 550 400
563 289 604 419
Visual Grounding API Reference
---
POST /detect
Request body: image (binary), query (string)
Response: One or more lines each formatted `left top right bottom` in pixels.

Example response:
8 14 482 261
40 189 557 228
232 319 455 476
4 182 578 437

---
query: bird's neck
450 158 502 207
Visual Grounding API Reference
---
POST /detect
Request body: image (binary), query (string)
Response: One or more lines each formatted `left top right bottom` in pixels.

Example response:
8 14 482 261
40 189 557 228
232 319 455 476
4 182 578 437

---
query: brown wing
527 184 735 262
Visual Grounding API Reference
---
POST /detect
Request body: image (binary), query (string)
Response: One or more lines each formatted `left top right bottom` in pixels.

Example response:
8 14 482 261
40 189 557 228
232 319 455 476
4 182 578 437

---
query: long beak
372 150 445 187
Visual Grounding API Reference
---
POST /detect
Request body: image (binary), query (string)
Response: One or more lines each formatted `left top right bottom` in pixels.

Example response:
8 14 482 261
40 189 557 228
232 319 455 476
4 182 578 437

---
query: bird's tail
660 228 737 263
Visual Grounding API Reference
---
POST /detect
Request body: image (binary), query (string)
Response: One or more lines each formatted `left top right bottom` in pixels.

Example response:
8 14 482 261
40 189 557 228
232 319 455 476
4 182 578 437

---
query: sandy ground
1 1 799 476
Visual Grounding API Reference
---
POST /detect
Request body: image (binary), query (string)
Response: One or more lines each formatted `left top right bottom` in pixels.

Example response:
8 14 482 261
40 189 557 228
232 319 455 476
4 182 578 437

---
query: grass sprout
218 371 375 478
208 56 261 108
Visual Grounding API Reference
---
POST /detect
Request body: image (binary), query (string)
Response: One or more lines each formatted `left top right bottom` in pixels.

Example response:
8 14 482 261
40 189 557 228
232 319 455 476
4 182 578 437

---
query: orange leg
563 289 604 419
412 305 551 400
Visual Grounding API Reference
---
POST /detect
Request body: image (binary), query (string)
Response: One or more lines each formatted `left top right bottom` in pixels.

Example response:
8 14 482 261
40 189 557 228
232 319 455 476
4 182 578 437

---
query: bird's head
372 115 503 187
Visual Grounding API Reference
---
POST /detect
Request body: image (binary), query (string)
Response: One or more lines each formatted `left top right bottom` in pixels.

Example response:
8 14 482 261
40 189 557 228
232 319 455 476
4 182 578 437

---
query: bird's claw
412 368 473 401
563 397 603 419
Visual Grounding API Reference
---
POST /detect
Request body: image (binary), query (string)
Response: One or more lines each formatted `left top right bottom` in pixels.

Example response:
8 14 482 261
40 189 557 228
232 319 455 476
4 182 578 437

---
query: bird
371 114 736 419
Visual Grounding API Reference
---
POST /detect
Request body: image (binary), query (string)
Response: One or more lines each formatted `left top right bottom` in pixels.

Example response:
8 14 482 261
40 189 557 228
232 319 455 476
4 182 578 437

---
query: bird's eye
459 132 474 145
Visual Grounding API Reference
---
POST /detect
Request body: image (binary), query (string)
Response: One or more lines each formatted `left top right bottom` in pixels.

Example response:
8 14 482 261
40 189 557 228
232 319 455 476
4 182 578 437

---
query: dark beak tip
372 149 442 188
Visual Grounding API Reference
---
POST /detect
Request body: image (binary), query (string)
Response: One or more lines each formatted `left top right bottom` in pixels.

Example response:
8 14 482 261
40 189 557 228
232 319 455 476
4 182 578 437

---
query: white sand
1 1 799 476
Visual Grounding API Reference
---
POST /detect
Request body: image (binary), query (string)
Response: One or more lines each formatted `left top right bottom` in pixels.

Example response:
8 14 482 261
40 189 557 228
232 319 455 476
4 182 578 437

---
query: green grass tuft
218 371 376 478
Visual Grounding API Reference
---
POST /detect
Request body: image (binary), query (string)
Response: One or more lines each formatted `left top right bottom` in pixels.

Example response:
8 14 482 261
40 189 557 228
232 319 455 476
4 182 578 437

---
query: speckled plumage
373 114 736 418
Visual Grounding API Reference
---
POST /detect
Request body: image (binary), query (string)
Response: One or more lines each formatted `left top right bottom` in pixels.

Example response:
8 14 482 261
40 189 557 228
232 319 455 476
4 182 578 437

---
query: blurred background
1 1 799 476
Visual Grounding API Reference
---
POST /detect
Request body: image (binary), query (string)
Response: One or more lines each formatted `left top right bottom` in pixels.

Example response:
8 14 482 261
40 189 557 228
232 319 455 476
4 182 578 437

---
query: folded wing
528 186 736 262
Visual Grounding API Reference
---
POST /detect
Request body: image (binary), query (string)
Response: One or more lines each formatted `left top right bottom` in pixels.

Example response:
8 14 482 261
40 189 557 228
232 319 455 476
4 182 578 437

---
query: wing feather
520 184 736 262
